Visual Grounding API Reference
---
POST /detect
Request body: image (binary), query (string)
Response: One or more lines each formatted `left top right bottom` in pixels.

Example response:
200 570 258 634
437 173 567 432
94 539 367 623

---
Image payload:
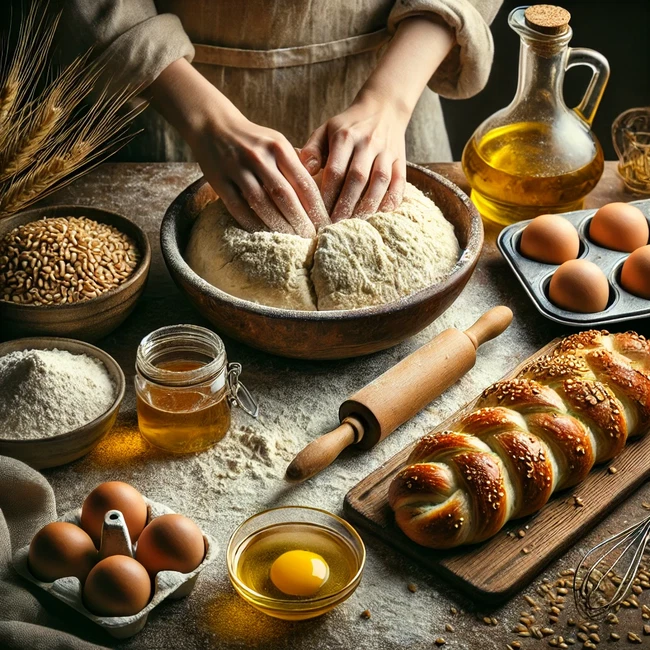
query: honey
232 523 358 619
136 360 231 454
135 325 257 454
463 121 604 225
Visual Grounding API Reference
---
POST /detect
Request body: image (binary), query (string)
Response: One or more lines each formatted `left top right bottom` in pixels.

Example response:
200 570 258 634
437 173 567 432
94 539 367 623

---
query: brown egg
81 482 148 547
589 202 649 252
520 214 581 264
83 555 151 617
621 245 650 299
549 259 610 313
135 514 205 577
28 522 97 583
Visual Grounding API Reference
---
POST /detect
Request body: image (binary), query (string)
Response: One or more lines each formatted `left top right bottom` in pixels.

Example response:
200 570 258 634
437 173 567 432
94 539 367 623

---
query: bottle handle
566 48 610 126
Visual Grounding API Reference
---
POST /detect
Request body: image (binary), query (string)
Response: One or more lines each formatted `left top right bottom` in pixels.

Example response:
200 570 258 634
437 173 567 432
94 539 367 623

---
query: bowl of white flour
0 337 125 468
161 163 483 360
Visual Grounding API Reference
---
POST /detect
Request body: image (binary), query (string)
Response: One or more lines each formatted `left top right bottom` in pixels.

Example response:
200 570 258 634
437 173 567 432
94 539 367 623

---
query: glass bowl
227 506 365 620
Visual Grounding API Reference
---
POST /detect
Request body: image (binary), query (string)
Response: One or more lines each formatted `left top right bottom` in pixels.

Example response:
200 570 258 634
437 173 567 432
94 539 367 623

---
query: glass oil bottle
462 5 609 226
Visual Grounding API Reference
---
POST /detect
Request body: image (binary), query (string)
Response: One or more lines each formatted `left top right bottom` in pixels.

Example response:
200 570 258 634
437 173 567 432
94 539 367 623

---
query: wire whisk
574 514 650 620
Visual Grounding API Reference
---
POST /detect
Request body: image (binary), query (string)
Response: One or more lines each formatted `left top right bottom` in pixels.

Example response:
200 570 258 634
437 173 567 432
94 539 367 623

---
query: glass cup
612 107 650 194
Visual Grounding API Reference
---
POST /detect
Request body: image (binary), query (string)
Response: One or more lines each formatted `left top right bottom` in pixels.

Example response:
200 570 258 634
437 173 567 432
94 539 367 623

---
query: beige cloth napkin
0 455 107 649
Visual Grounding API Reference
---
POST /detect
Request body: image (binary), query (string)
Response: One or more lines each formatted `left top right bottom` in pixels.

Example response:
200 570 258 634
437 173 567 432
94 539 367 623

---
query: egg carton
12 498 218 639
497 199 650 327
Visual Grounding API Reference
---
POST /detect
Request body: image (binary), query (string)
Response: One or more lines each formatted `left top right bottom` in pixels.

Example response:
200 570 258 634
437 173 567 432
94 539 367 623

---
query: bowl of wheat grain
0 205 151 341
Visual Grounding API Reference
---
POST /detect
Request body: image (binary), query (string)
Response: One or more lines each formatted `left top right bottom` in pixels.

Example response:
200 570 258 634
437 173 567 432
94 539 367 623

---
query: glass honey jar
462 5 610 226
135 324 258 453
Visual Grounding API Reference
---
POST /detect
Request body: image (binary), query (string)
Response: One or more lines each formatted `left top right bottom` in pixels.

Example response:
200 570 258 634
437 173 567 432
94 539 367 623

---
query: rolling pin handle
285 417 364 483
464 306 513 350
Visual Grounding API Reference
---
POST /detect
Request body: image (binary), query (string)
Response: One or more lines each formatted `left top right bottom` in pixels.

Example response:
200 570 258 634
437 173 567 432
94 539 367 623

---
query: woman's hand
300 16 456 221
300 92 408 221
189 111 330 237
150 59 329 237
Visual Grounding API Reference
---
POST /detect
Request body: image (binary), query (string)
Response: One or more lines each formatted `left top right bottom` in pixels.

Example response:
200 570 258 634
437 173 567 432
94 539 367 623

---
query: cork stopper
524 5 571 35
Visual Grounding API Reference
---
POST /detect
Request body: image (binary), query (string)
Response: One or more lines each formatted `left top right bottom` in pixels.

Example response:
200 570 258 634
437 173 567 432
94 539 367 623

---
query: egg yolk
269 550 329 597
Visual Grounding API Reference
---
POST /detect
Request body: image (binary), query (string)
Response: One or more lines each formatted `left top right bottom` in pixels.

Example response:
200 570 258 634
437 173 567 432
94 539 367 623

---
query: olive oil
233 522 359 619
463 121 604 226
136 360 231 453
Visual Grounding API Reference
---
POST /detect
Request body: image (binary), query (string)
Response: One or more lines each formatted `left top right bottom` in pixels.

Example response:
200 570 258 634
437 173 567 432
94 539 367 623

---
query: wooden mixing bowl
0 205 151 341
0 337 125 469
161 163 483 360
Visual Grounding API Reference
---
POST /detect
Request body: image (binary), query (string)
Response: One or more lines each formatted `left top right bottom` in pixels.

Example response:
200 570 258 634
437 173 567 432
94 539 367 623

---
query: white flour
0 349 115 439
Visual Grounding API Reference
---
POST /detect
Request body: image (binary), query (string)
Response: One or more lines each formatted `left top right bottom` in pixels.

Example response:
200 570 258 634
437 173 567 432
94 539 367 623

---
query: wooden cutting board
344 338 650 602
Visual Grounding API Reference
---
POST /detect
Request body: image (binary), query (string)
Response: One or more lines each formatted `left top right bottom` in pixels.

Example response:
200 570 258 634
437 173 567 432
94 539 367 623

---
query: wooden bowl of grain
161 163 483 360
0 205 151 341
0 337 125 469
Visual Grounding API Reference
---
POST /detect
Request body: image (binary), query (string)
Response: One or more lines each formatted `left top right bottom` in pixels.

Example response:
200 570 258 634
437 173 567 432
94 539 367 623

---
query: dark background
442 0 650 161
1 1 648 162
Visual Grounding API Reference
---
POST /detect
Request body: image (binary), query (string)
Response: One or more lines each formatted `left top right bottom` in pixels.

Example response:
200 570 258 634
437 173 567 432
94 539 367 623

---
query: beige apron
124 0 453 163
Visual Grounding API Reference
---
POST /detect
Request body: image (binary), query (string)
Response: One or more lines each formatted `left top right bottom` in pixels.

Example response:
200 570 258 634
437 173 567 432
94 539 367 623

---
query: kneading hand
300 92 408 222
150 58 329 237
191 112 330 237
300 16 456 222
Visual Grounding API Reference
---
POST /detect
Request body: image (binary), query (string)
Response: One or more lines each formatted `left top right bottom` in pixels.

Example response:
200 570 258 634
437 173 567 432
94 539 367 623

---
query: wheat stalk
0 2 56 133
0 85 144 215
0 55 98 181
0 2 146 218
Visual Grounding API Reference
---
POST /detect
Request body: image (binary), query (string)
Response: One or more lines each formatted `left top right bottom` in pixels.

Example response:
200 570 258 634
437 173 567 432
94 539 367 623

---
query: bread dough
185 183 460 311
185 201 316 310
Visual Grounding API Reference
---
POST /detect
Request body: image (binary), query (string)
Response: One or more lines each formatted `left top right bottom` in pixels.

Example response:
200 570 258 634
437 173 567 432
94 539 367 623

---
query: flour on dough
185 183 459 311
185 201 317 310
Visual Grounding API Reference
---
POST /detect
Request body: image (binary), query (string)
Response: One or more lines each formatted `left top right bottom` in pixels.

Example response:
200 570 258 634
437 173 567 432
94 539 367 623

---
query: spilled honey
463 121 604 225
136 360 231 454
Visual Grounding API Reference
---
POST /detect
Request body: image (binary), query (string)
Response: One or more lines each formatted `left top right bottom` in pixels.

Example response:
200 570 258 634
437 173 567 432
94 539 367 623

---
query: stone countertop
34 162 650 649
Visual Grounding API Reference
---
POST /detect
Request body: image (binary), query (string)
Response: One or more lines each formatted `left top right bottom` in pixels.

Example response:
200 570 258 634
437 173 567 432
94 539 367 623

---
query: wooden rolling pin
285 306 513 482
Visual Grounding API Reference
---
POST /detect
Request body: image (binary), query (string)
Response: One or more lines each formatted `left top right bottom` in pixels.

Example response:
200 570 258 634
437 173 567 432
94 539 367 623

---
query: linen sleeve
57 0 195 92
387 0 504 99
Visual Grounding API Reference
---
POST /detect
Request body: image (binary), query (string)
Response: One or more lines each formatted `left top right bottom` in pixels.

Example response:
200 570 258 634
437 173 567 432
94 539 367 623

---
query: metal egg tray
497 199 650 327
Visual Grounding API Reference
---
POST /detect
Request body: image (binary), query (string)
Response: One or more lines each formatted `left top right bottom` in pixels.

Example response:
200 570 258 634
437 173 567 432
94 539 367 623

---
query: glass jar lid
136 324 226 387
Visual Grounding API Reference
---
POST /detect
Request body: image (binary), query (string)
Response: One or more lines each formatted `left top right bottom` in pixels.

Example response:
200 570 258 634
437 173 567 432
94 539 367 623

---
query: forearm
148 58 241 145
357 16 455 118
148 59 327 235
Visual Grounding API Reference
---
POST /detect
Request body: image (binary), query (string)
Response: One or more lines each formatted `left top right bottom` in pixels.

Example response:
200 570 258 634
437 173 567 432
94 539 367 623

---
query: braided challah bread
388 330 650 549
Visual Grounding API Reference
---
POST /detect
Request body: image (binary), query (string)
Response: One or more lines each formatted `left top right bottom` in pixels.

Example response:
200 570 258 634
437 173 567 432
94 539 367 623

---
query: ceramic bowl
0 337 125 468
161 163 483 360
0 205 151 341
227 506 366 621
